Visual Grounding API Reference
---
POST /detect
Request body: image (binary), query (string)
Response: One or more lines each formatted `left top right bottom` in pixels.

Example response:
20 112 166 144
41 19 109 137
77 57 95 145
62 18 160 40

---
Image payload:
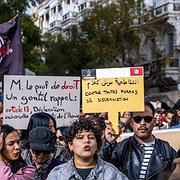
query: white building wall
36 0 180 88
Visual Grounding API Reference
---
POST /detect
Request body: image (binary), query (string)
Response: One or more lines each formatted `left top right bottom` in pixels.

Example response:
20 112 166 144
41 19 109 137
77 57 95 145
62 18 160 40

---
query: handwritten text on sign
4 76 80 129
82 77 144 112
82 67 144 133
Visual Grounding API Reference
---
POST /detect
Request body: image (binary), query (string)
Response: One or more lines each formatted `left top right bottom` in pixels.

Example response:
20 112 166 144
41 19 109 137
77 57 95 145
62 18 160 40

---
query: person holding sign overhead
100 102 177 180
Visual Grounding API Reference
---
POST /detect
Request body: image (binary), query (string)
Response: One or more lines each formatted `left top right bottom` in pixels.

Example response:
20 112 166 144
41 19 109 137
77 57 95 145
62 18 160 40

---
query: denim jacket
47 157 128 180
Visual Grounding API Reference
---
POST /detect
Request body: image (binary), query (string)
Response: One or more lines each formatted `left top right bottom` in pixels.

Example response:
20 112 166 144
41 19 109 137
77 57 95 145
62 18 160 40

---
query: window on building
46 13 49 21
152 0 156 7
63 13 69 20
174 3 180 11
72 12 77 17
40 15 44 21
53 6 56 13
169 59 178 67
167 32 174 57
90 2 95 7
40 15 44 29
51 7 57 21
58 5 62 12
80 4 83 10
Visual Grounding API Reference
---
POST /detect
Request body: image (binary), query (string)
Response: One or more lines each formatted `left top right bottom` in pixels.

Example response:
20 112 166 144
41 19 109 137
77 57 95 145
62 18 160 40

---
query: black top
76 167 94 180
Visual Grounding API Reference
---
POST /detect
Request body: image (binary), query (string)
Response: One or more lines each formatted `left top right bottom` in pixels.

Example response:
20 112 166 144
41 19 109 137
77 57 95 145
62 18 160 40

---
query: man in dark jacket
100 102 177 180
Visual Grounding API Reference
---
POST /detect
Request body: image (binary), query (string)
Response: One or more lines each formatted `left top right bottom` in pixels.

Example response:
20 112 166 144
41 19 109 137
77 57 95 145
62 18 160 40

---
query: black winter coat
100 136 177 180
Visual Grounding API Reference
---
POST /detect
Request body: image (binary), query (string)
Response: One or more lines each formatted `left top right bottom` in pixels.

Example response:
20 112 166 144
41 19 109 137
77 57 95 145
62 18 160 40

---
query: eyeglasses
32 150 51 155
133 116 153 124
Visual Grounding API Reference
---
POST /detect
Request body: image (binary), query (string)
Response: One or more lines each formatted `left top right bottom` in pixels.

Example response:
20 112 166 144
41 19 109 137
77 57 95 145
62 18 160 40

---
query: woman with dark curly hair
47 119 128 180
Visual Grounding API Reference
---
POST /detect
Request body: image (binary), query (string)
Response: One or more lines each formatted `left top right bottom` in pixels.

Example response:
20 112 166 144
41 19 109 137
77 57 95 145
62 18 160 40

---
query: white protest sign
3 75 80 129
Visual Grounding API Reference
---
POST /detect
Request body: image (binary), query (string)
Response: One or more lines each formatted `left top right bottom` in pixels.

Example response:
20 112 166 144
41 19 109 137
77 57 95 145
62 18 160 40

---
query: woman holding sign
0 124 35 179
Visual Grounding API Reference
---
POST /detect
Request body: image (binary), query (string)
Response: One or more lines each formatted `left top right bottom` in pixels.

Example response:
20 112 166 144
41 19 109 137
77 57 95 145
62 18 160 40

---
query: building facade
141 0 180 91
37 0 96 37
36 0 180 91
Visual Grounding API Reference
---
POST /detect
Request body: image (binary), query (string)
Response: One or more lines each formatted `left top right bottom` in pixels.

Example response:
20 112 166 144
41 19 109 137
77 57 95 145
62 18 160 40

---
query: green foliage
79 1 142 67
0 0 38 14
44 0 171 87
44 29 91 76
44 1 144 76
21 14 42 72
0 0 43 75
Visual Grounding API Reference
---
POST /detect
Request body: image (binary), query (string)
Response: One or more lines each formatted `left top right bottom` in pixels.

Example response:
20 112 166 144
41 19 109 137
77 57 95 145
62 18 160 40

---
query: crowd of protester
0 99 179 179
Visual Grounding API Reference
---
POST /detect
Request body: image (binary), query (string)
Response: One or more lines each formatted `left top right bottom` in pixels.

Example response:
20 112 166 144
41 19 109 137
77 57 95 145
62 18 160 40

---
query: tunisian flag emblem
130 67 143 76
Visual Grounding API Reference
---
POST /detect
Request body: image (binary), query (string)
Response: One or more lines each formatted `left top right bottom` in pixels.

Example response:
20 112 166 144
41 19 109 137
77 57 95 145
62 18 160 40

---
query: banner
0 15 24 81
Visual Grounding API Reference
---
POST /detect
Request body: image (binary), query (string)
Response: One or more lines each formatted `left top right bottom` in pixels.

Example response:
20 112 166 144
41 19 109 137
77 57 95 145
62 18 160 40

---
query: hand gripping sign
81 67 144 133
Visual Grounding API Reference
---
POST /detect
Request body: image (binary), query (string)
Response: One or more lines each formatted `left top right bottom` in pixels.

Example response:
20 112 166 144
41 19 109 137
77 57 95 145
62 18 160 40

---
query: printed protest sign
3 75 80 129
82 67 144 132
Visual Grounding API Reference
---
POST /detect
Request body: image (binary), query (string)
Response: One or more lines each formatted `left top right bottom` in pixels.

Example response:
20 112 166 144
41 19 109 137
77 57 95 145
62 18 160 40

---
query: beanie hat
29 126 54 151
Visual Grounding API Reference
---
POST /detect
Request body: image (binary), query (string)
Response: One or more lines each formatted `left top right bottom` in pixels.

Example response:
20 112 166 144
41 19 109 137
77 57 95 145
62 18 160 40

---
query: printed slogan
3 75 80 129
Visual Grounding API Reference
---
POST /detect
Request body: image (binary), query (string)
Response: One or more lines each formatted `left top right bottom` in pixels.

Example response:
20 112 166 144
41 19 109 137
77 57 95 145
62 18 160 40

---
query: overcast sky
26 3 38 15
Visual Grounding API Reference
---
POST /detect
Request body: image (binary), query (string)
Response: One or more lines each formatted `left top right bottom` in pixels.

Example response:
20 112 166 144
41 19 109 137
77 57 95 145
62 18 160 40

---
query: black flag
0 14 24 81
